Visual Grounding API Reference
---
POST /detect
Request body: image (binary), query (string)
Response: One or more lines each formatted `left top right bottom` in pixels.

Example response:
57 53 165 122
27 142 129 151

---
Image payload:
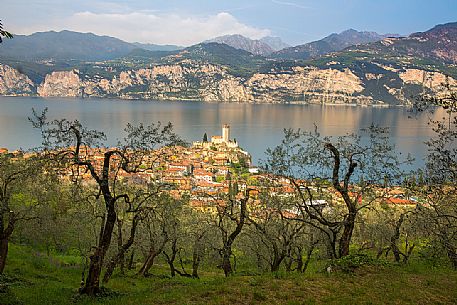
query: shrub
330 253 386 273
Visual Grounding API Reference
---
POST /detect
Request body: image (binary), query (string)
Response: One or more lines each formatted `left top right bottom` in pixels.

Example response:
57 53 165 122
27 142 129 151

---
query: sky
2 0 456 46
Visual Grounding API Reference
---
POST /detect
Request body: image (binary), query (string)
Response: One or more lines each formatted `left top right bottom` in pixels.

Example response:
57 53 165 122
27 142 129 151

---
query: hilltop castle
193 124 239 149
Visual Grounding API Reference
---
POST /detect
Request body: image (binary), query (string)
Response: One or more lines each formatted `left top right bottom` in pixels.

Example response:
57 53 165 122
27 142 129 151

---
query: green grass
2 244 457 305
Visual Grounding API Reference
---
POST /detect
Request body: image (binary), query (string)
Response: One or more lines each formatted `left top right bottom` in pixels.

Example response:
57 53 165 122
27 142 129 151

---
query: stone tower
222 124 230 143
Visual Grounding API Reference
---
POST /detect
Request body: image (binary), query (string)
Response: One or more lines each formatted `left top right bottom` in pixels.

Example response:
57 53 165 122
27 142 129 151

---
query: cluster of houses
156 124 257 209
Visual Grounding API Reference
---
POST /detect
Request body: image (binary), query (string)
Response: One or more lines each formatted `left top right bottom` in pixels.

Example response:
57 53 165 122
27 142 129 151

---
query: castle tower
222 124 230 143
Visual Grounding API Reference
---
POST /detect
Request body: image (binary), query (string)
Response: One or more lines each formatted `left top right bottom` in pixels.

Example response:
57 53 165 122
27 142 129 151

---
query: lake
0 97 443 169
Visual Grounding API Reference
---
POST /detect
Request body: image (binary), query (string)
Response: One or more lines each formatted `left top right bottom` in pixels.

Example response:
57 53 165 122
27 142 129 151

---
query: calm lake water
0 97 444 168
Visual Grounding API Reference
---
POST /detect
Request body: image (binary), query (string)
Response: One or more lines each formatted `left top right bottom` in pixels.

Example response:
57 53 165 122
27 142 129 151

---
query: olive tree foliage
415 89 457 183
416 191 457 268
412 90 457 268
243 191 311 272
357 206 419 263
0 152 56 273
161 198 198 278
0 20 13 43
263 126 409 258
29 108 184 295
16 183 99 275
130 195 211 279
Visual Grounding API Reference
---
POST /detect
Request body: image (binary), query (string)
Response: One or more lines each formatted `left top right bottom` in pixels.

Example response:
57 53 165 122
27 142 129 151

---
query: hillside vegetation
2 244 457 305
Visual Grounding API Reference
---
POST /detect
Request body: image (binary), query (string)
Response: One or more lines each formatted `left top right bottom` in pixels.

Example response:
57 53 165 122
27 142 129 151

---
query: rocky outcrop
37 70 82 97
399 69 457 99
0 64 35 95
35 63 367 103
246 67 365 103
400 69 457 89
214 78 252 102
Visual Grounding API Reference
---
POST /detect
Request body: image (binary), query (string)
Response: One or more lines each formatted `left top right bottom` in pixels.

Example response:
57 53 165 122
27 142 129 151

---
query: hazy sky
2 0 456 46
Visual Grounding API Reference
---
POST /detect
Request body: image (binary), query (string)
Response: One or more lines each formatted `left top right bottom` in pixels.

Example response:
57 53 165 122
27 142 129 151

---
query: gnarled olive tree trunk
80 194 117 295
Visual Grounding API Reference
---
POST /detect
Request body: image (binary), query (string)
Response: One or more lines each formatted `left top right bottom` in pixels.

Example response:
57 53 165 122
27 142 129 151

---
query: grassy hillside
2 244 456 305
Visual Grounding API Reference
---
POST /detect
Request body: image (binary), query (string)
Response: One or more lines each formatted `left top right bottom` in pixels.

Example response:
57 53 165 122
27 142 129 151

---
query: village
0 124 418 216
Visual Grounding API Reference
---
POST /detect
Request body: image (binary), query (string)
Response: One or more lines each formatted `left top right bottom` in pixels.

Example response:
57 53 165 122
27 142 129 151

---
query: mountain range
0 29 397 62
0 22 456 105
205 34 289 56
271 29 399 60
0 31 182 62
0 30 137 61
349 22 457 64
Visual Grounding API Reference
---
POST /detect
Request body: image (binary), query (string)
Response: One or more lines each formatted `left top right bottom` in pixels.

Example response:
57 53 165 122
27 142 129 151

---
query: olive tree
102 183 169 284
413 90 457 268
30 109 183 295
358 205 418 263
264 126 408 258
210 186 251 277
245 191 308 272
137 193 182 276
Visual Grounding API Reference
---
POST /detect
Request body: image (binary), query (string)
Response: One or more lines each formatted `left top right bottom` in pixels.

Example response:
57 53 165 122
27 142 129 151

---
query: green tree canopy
0 20 13 43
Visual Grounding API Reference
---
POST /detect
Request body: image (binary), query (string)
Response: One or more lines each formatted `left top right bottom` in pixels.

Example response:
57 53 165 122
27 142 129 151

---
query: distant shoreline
0 95 406 108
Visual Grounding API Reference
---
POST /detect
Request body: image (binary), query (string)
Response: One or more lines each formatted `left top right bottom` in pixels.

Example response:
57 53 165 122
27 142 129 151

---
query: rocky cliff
246 67 366 103
0 61 456 105
29 62 372 103
400 69 457 90
0 65 35 95
37 70 83 97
